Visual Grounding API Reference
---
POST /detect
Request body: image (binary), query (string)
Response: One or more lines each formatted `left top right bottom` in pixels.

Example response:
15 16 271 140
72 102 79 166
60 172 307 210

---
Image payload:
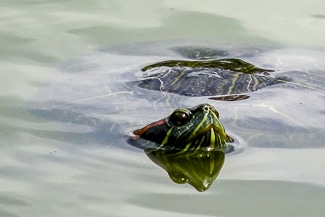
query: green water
1 1 325 217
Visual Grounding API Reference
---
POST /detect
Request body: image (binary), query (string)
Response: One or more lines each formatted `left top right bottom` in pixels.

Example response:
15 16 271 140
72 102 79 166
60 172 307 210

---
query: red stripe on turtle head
133 119 166 137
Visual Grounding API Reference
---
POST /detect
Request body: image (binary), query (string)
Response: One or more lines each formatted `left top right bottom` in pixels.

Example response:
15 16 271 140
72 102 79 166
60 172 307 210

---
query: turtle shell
138 58 279 98
132 47 288 100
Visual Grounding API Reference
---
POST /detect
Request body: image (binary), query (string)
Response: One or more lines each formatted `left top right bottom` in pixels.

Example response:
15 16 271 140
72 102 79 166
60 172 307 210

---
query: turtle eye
168 109 192 127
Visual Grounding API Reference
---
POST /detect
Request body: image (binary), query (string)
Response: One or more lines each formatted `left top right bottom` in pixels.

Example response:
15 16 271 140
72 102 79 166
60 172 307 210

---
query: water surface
1 1 325 217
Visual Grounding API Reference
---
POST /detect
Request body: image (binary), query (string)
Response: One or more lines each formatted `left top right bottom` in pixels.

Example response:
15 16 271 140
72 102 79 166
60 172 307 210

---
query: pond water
1 1 325 217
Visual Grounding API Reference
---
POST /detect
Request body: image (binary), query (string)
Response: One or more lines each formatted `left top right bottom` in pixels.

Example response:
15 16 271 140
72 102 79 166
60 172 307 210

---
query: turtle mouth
185 123 226 143
183 109 228 150
185 124 228 151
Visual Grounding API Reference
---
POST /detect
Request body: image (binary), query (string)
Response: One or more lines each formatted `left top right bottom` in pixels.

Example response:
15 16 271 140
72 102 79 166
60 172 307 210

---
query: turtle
30 45 325 191
126 46 287 155
126 46 324 191
125 46 322 191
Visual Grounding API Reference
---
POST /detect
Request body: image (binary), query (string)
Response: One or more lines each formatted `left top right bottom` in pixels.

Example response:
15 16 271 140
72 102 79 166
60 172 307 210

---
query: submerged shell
137 58 281 97
131 46 289 99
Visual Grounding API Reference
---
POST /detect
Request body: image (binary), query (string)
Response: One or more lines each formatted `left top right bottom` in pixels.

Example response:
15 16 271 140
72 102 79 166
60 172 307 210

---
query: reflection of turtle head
131 103 234 153
146 149 225 192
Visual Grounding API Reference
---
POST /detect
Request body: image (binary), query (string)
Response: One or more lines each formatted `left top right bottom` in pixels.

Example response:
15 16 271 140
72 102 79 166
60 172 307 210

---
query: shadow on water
0 96 128 149
28 105 129 149
24 93 324 150
224 117 325 148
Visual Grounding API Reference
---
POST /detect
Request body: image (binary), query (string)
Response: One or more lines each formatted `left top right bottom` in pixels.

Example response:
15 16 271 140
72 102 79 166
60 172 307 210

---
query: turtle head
130 104 234 153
